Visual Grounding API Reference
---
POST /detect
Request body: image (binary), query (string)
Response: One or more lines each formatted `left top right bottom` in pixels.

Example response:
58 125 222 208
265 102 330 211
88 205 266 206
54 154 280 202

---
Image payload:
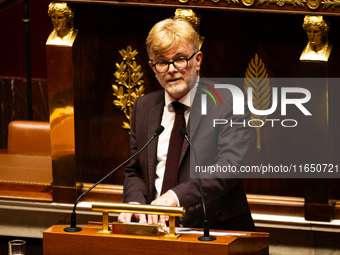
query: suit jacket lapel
179 88 203 164
147 92 165 197
189 88 204 141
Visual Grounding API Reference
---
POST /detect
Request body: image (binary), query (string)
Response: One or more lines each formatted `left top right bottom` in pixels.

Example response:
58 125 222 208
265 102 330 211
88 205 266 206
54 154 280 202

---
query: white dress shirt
154 82 198 204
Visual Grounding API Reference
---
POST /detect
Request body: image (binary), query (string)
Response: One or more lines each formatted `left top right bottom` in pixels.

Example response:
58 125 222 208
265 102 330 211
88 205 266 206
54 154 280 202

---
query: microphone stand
64 126 164 232
179 129 216 241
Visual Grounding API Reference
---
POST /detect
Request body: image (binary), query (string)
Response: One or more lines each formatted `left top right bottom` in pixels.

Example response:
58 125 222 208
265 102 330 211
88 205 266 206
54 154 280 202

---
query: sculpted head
302 16 329 51
48 2 74 37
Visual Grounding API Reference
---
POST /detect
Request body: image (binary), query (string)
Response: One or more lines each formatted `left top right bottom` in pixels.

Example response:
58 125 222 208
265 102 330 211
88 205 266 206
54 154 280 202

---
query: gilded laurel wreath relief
244 54 270 154
112 46 145 130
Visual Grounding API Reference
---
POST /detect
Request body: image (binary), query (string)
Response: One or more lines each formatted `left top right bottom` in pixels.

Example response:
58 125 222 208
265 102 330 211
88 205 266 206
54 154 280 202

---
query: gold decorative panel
112 46 145 130
244 54 270 154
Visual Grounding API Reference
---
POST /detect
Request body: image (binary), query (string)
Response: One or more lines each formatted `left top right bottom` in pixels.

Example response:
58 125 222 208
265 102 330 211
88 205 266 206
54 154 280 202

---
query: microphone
64 125 165 232
179 128 216 241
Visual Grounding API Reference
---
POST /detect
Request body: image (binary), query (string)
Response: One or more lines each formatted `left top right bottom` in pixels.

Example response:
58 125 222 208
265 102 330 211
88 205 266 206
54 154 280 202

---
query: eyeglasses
152 52 197 73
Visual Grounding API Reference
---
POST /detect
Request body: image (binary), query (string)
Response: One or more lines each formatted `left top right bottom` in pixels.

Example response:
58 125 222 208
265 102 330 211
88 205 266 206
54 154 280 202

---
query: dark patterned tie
161 101 186 195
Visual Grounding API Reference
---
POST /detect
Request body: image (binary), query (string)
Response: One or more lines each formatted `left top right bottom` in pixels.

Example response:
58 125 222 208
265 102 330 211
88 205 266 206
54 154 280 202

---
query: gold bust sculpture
174 9 204 50
46 2 78 46
300 15 332 62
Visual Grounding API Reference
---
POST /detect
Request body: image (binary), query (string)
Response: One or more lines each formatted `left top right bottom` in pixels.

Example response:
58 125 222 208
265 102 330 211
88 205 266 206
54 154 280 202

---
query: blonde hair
146 18 200 59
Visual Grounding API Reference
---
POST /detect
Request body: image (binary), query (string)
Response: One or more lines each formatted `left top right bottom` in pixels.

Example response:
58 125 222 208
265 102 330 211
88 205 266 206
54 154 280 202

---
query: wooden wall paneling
328 70 340 202
55 3 340 211
73 5 173 185
46 34 82 202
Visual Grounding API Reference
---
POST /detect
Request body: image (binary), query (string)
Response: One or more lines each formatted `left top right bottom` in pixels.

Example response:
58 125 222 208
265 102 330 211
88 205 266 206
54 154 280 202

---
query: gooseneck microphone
64 125 165 232
179 128 216 241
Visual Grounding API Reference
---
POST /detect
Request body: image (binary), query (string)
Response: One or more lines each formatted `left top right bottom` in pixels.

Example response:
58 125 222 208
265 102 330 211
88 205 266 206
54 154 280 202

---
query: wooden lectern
43 225 269 255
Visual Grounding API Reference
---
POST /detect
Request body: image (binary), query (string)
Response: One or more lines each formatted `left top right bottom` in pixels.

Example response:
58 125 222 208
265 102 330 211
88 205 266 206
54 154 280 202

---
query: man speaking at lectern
118 17 255 231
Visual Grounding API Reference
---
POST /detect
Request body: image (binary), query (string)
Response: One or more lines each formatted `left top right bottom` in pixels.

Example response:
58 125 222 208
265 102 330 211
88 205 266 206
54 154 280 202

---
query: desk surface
44 225 269 255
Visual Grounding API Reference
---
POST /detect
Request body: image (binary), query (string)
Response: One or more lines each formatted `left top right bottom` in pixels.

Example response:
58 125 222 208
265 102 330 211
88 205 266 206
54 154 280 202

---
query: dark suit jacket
123 84 255 231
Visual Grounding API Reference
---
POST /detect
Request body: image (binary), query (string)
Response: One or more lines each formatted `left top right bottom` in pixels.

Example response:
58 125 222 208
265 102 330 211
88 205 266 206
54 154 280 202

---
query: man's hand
118 212 147 223
148 191 178 227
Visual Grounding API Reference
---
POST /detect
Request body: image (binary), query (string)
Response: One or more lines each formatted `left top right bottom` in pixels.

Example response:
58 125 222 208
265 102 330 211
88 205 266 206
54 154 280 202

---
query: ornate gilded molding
191 0 240 3
257 0 306 7
242 0 256 6
322 0 340 9
61 0 340 14
244 54 270 154
307 0 321 9
112 46 145 130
